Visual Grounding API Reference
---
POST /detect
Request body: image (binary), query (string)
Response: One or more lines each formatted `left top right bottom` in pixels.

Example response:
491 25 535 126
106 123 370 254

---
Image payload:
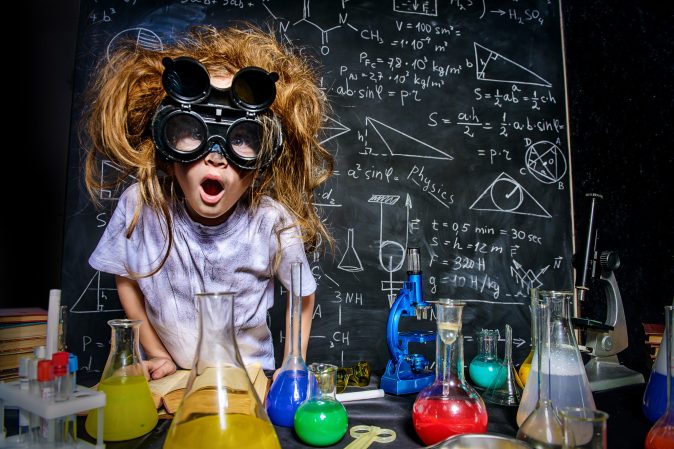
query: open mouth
201 178 224 196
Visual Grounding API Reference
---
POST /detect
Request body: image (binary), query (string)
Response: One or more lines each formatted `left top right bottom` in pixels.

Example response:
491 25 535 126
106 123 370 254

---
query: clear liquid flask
85 319 158 441
163 292 280 449
483 324 523 407
469 329 506 389
266 261 309 427
644 300 674 422
645 305 674 449
294 363 349 446
518 289 539 388
412 300 488 445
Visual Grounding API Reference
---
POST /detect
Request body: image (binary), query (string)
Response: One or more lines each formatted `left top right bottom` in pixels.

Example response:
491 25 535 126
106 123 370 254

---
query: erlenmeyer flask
266 261 309 427
483 324 523 406
645 305 674 449
469 329 506 389
412 300 488 445
163 292 280 449
85 319 158 441
518 289 539 388
516 293 564 447
294 363 349 446
517 290 595 427
644 300 674 422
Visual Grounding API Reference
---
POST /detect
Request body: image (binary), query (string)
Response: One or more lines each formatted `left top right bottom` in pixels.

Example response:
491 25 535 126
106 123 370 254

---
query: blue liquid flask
266 262 309 427
644 303 673 422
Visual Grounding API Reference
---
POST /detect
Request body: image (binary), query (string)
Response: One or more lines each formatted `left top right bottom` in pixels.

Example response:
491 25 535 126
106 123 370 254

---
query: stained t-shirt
89 183 316 370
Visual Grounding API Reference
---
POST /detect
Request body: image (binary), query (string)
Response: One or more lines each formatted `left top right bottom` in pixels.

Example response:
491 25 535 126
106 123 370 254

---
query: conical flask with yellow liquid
85 319 158 441
163 292 280 449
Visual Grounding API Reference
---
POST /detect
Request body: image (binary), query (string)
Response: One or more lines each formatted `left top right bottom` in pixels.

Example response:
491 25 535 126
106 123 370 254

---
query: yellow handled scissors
344 425 397 449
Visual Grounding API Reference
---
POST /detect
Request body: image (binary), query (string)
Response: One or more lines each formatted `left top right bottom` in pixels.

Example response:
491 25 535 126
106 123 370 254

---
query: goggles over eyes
151 56 283 170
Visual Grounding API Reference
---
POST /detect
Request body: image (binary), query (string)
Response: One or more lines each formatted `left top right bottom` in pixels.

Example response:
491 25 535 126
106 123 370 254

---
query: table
70 376 651 449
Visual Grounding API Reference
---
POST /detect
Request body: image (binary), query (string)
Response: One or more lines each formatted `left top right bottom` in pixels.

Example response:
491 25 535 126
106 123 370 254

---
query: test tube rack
0 381 105 448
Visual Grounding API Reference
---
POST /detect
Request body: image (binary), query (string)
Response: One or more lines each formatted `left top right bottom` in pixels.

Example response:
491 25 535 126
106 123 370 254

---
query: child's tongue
202 179 222 196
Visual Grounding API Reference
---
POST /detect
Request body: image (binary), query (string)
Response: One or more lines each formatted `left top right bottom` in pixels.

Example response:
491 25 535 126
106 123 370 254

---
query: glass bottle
469 329 506 389
412 300 488 445
294 363 349 446
483 324 523 406
645 305 674 449
518 288 539 388
644 301 673 422
517 290 595 428
85 319 158 441
163 292 280 449
266 261 309 427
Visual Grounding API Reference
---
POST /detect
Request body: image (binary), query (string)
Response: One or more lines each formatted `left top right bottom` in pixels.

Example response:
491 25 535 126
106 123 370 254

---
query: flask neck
287 261 304 359
434 303 465 384
102 319 145 380
476 330 499 360
307 363 338 401
194 292 242 372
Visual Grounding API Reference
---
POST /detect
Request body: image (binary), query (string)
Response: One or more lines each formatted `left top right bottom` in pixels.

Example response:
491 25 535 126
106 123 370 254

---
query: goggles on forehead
151 56 283 170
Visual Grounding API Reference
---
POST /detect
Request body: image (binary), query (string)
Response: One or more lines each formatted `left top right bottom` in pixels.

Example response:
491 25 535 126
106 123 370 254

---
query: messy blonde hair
84 24 334 275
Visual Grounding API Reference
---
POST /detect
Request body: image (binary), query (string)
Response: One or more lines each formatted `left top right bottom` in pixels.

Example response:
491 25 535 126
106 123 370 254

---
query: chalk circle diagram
525 140 567 184
106 28 163 61
320 115 350 145
474 42 552 87
470 172 551 218
366 117 453 160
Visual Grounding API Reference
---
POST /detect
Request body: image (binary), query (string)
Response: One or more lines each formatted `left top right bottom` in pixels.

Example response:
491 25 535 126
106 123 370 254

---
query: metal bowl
425 433 533 449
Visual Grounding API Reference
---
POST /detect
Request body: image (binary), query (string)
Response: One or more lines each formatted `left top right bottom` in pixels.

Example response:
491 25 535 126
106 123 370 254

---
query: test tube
37 360 55 444
52 352 71 401
68 353 78 393
17 357 31 442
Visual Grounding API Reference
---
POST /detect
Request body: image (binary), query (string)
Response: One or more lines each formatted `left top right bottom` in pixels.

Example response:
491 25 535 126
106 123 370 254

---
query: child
83 25 334 379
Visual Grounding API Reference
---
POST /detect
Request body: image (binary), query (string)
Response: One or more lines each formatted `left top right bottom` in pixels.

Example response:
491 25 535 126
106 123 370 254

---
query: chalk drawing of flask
338 228 363 272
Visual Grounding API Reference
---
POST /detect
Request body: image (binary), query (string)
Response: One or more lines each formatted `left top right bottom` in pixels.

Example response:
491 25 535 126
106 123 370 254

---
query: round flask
645 305 674 449
163 292 280 449
644 301 673 422
412 300 488 445
469 329 506 389
266 262 309 427
85 319 158 441
294 363 348 446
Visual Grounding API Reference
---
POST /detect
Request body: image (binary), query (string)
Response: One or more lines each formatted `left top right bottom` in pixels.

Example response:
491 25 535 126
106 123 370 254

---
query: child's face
172 75 255 226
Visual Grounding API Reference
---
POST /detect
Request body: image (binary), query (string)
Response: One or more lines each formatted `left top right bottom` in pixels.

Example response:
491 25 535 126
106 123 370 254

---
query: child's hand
145 357 177 380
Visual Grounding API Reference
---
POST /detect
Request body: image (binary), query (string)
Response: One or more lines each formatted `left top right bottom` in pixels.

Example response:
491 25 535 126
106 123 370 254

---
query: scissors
344 425 397 449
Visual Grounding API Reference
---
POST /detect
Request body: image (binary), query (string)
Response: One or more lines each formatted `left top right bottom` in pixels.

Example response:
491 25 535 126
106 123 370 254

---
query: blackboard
61 0 574 378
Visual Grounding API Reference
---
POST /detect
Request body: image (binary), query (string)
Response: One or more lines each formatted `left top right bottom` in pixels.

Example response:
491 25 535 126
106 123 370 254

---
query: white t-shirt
89 183 316 370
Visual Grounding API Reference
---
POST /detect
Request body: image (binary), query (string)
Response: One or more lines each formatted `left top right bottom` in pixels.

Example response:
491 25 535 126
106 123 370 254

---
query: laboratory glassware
483 324 523 406
294 362 349 446
518 289 539 388
163 292 280 449
85 319 158 441
516 291 564 448
516 290 595 428
412 299 488 445
560 407 609 449
266 261 309 427
469 329 506 389
645 305 674 449
644 302 673 422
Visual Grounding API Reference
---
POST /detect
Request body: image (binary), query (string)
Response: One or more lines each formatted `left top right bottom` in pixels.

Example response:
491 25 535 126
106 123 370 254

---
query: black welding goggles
151 57 282 170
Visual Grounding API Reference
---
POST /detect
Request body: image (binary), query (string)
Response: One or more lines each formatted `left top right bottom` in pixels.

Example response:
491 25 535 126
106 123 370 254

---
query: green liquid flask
294 363 348 446
85 319 158 441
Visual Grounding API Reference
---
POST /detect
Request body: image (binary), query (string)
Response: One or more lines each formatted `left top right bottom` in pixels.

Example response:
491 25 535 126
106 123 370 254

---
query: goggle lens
227 120 262 159
163 114 205 153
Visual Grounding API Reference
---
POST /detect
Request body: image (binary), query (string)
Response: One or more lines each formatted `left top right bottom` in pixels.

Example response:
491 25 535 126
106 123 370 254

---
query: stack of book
0 307 48 381
643 322 665 362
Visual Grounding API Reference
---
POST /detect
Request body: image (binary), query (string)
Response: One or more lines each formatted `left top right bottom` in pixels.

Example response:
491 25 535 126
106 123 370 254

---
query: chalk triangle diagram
319 115 351 145
474 42 552 87
526 140 567 184
470 172 551 218
99 160 137 201
365 117 453 160
70 271 123 314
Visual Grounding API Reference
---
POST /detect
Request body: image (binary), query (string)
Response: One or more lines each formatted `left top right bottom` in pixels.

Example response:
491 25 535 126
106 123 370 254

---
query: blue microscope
380 247 436 395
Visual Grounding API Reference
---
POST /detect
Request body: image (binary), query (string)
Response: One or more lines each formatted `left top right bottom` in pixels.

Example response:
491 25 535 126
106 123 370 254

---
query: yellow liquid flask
163 292 280 449
85 319 158 441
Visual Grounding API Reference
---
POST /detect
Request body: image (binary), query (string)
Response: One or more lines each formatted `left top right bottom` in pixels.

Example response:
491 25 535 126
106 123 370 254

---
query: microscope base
585 355 645 392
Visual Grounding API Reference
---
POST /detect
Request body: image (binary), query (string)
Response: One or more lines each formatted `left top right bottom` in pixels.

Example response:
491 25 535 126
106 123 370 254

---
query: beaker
85 319 158 441
644 301 673 422
560 407 609 449
483 324 523 406
163 292 280 449
516 290 595 427
412 300 488 445
469 329 506 389
518 289 539 388
266 261 309 427
294 363 349 446
645 305 674 449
